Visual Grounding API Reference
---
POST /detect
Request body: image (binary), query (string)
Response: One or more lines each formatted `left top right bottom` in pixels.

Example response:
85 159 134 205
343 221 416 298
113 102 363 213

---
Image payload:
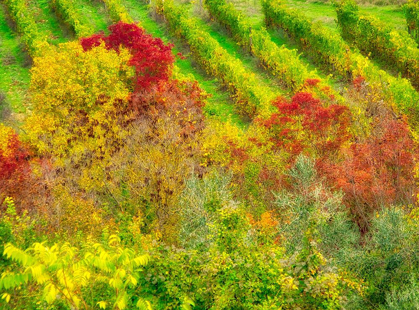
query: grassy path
266 27 347 88
226 0 407 90
121 0 247 127
359 5 405 32
77 0 111 33
28 0 69 44
0 3 30 116
214 0 344 88
188 8 282 97
227 0 406 33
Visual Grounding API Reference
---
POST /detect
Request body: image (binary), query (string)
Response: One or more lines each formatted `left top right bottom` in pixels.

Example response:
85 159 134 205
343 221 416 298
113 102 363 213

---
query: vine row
52 0 94 37
101 0 132 23
404 0 419 45
204 0 314 92
262 0 419 126
336 0 419 89
155 0 279 118
3 0 48 56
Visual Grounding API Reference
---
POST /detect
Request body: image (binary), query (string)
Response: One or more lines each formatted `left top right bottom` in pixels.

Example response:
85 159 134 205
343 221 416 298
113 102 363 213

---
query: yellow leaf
97 301 108 309
1 293 11 303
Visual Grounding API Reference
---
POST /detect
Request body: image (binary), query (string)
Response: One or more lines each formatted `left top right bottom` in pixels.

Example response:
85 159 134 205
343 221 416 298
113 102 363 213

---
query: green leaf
137 298 153 310
133 254 150 266
97 301 108 309
108 234 121 247
181 296 195 310
128 274 138 286
115 290 128 309
44 283 57 304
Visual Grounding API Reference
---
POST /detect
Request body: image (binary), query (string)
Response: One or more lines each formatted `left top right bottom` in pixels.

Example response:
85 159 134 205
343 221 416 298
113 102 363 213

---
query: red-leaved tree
81 22 175 90
0 125 32 210
261 92 351 159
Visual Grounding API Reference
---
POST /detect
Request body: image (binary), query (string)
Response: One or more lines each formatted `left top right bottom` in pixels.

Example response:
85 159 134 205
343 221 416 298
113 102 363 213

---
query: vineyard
1 0 419 309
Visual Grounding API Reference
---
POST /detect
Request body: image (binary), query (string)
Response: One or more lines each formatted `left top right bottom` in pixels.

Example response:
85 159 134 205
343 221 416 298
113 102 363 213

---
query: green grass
215 0 343 90
184 5 283 97
286 0 406 32
267 27 344 90
77 0 112 34
360 5 406 32
227 0 408 90
28 0 70 44
221 0 264 24
121 0 248 128
0 3 30 116
228 0 407 33
287 0 338 31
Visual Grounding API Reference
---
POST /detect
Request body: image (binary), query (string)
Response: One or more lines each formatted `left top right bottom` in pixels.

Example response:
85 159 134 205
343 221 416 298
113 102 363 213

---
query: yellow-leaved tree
1 234 152 309
25 41 134 160
24 26 206 242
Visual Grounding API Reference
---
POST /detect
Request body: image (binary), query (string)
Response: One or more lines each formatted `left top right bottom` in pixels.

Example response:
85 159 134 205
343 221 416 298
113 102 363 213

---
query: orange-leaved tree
318 116 418 233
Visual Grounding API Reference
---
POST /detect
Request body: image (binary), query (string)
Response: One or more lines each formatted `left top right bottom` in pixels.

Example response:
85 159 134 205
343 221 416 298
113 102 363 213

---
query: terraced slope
117 0 248 127
0 0 415 127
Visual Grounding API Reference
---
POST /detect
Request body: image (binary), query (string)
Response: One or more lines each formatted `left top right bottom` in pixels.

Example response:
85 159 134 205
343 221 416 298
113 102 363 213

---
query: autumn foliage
0 124 31 208
23 22 206 241
81 22 174 90
318 116 417 232
261 92 351 158
0 125 29 181
3 14 419 309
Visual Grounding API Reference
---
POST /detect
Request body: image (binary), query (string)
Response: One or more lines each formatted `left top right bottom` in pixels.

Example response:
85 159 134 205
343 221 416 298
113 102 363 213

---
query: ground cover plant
1 0 419 309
